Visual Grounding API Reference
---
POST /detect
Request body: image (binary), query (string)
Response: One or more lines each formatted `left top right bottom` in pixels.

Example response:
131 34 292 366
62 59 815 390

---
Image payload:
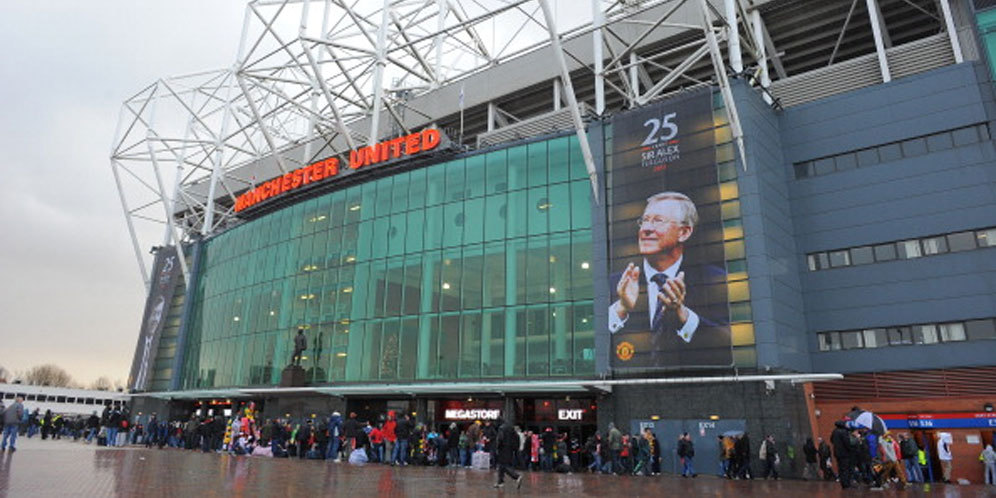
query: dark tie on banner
650 273 668 335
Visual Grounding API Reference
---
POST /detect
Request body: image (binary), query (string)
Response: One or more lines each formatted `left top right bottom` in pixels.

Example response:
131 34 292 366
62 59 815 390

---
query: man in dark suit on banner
608 191 731 368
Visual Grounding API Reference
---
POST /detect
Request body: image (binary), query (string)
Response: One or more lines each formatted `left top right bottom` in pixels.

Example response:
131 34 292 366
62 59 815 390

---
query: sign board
444 409 500 421
235 128 444 213
882 412 996 429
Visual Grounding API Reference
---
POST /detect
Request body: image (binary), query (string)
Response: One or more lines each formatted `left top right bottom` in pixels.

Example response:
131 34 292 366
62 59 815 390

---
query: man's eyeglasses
636 216 684 230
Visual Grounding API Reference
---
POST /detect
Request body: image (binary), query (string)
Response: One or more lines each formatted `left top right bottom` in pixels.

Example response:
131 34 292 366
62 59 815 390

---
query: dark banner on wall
128 246 182 391
607 88 732 371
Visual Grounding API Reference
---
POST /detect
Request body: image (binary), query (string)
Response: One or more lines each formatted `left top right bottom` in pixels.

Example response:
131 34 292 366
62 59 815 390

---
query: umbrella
847 410 888 435
722 430 744 437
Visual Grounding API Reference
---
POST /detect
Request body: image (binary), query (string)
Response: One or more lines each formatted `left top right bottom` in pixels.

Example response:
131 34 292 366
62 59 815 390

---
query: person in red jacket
369 422 385 463
382 412 397 465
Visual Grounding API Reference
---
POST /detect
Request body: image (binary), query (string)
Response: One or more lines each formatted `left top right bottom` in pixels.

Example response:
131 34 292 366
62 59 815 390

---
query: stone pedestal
280 365 307 387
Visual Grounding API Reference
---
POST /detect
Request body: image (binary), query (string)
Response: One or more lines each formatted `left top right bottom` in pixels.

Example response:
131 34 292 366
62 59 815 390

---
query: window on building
856 148 879 167
873 243 897 262
794 162 813 179
938 322 967 342
841 331 863 349
900 137 927 157
819 332 841 351
834 153 857 171
813 157 835 176
921 236 948 256
947 231 977 252
850 246 874 266
807 253 829 271
862 328 887 348
952 126 980 146
877 143 902 163
914 324 939 344
897 240 922 259
828 250 850 268
966 319 996 340
926 132 953 152
978 228 996 247
887 326 913 345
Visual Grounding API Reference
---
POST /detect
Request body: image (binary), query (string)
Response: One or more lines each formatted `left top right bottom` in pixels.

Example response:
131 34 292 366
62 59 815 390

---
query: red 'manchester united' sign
235 128 441 213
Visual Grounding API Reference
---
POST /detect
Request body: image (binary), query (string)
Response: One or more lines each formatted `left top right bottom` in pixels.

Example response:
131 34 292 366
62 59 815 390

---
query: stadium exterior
113 0 996 480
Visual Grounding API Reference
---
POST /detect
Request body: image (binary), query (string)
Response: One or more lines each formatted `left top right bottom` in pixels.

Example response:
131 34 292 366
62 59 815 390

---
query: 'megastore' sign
444 409 501 421
235 128 442 213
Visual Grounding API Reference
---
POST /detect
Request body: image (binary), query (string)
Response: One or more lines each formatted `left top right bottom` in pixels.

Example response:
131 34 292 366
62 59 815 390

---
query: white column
592 0 605 115
750 10 771 104
629 52 639 108
724 0 743 73
865 0 891 82
938 0 964 64
369 0 391 144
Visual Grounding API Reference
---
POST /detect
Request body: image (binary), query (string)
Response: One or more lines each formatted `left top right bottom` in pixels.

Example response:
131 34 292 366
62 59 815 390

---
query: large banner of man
607 88 732 371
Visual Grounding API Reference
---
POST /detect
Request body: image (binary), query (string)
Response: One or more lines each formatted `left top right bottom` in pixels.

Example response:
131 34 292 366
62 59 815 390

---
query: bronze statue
291 327 307 366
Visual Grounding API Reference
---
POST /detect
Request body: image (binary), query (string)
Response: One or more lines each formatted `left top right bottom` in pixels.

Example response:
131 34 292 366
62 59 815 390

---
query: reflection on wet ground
1 438 994 497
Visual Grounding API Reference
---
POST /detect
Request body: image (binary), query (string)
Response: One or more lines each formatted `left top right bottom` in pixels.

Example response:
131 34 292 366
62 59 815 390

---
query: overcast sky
0 1 245 386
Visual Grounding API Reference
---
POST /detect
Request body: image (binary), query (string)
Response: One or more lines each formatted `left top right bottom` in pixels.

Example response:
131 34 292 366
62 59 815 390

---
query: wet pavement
1 437 995 497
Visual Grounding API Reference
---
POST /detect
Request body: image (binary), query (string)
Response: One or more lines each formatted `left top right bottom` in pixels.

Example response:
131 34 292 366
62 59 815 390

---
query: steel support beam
725 0 743 73
592 0 605 115
538 0 599 205
938 0 964 64
865 0 892 83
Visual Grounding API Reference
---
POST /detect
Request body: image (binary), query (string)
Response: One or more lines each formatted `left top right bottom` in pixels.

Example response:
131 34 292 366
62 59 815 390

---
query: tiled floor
0 436 992 497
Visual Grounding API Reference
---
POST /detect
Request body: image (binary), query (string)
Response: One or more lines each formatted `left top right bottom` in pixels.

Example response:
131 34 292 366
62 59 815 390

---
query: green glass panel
485 149 508 195
360 181 377 221
507 145 528 191
426 164 446 206
371 217 390 260
460 311 482 378
462 244 483 309
528 186 549 236
398 317 418 380
570 180 592 230
439 313 460 378
463 197 484 245
445 159 466 202
440 248 462 312
548 136 570 184
482 309 504 378
525 235 550 303
506 189 528 239
550 303 571 376
424 205 443 250
408 167 427 209
405 210 424 254
391 171 409 214
345 189 363 224
548 183 570 233
387 213 407 258
526 305 550 376
568 135 586 181
380 319 401 380
483 241 505 308
483 194 506 242
401 254 422 316
375 177 393 218
508 238 527 305
442 201 464 247
549 232 571 302
465 154 486 199
527 141 548 187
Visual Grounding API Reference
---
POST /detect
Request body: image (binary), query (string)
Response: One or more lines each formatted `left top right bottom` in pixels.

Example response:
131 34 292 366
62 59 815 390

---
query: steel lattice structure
111 0 961 290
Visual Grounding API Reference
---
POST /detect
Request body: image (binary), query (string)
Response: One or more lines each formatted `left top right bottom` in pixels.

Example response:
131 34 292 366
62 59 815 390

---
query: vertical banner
128 246 182 391
607 88 732 371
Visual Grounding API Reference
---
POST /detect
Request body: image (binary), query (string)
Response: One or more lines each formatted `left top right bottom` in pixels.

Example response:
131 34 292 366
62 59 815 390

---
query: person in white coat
980 444 996 485
937 432 954 483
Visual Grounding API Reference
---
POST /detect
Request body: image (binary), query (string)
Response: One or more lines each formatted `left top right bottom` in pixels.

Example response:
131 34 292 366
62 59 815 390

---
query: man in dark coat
494 420 523 489
831 420 855 489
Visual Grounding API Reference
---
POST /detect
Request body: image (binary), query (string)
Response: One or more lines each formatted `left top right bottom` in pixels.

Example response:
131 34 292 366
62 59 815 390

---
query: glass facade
181 135 594 389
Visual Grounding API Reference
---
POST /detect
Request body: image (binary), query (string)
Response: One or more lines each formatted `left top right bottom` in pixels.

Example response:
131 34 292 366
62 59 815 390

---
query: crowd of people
4 397 996 489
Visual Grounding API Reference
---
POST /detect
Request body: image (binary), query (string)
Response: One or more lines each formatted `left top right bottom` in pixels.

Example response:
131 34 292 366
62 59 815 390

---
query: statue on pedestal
291 327 307 366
